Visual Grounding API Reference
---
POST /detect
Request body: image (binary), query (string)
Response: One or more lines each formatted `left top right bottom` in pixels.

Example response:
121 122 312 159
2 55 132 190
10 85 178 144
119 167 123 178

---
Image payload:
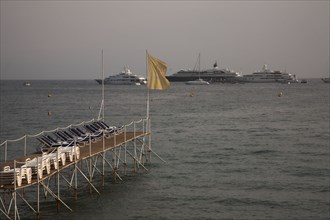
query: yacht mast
198 53 201 79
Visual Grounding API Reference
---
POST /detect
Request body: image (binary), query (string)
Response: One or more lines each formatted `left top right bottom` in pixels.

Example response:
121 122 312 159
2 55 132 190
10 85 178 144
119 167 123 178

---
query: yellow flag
147 53 170 90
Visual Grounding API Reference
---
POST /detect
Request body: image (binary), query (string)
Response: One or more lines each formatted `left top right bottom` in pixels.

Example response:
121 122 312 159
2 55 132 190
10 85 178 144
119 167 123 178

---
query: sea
0 79 329 220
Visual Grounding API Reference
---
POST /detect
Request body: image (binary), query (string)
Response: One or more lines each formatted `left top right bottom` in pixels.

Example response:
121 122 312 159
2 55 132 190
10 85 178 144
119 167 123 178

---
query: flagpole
98 49 105 120
146 50 150 121
102 49 105 121
101 49 105 183
146 50 151 162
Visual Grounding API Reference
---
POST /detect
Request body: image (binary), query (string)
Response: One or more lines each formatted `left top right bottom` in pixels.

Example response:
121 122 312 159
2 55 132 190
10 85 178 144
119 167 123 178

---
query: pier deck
1 131 148 190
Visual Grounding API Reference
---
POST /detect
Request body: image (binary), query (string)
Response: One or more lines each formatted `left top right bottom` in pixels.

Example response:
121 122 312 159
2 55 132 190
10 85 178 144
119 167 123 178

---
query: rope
135 119 143 123
7 119 97 141
3 135 27 143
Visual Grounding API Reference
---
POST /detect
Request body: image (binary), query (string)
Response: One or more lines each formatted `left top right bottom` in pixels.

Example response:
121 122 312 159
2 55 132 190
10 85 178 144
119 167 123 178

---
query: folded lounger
83 124 103 138
37 136 62 148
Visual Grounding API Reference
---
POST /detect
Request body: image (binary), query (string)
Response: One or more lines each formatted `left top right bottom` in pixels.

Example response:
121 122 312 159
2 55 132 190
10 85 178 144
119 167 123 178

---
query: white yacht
238 64 298 83
95 66 147 85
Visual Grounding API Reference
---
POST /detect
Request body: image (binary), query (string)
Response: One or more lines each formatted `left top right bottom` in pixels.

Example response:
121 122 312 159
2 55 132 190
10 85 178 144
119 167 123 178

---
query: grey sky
0 1 329 80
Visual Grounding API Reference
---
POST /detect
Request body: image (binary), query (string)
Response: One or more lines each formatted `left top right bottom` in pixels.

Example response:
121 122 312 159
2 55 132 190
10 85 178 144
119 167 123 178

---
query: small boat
23 82 31 86
300 79 307 83
321 78 330 83
185 78 209 85
185 53 210 85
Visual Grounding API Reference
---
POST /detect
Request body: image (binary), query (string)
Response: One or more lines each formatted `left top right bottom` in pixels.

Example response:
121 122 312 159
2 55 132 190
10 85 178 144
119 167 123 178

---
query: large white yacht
238 64 298 83
95 66 147 85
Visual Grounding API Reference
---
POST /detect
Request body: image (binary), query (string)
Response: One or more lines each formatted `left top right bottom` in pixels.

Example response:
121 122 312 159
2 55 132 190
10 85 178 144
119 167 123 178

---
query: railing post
14 160 17 220
89 133 92 191
113 128 117 181
124 125 127 176
148 117 152 162
74 138 78 200
5 141 7 162
37 156 40 217
24 135 27 156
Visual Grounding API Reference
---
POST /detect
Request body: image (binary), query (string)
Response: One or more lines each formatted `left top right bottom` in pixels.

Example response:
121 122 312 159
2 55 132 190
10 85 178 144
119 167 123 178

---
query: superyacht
238 64 298 83
166 61 240 83
95 66 147 85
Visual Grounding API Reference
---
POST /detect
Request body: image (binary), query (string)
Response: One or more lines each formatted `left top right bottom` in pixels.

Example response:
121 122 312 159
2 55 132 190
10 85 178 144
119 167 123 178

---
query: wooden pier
0 118 155 220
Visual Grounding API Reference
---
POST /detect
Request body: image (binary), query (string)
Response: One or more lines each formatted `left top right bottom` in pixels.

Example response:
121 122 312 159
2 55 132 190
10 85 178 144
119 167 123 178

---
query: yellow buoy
48 94 52 97
277 92 283 97
189 92 195 97
48 111 52 116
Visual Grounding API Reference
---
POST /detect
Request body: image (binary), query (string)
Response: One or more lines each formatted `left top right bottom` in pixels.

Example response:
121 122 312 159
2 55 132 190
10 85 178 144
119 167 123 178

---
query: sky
0 0 329 80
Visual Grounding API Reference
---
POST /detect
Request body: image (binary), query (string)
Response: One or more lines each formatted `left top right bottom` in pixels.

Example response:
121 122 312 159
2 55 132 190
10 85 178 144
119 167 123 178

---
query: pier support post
134 159 137 173
57 199 60 213
113 167 117 182
148 118 152 163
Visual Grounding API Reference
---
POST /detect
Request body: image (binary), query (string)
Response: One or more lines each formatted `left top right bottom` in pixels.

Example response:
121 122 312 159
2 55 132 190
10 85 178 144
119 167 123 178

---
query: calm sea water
0 80 329 219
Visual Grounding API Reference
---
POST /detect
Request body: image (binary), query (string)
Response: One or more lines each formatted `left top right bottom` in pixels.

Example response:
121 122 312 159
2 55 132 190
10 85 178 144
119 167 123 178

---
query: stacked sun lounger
0 146 80 187
0 165 32 187
24 157 49 179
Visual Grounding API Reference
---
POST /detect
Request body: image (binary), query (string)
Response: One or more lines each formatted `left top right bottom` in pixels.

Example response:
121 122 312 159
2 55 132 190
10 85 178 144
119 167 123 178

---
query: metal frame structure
0 118 157 220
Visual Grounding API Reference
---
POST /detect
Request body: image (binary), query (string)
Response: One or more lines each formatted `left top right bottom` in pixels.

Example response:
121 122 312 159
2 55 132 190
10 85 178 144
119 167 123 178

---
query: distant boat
300 79 307 83
185 53 210 86
237 64 298 83
321 78 330 83
185 78 210 85
95 66 146 85
23 82 31 86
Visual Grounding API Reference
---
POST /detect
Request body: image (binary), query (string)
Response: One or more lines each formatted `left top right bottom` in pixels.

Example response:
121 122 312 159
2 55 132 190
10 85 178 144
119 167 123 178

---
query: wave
250 149 278 154
214 198 289 208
